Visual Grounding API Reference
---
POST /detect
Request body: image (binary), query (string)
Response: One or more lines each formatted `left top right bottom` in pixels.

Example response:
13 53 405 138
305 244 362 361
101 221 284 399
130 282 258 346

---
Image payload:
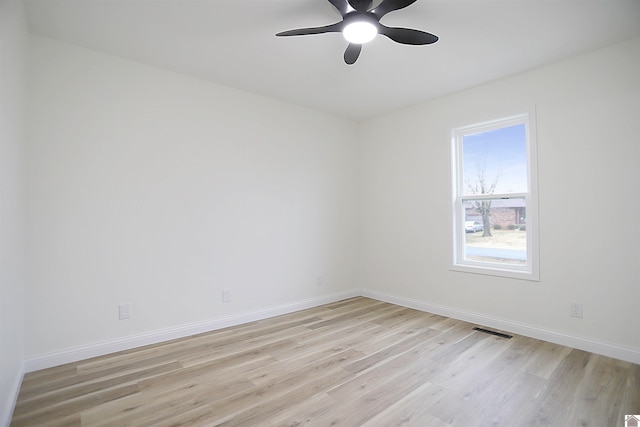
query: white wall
25 37 359 360
0 0 28 424
359 37 640 361
21 30 640 374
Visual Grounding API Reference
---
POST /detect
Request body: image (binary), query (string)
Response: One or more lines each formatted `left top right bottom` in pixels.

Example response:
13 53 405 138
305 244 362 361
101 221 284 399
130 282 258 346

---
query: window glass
462 123 528 196
463 197 526 265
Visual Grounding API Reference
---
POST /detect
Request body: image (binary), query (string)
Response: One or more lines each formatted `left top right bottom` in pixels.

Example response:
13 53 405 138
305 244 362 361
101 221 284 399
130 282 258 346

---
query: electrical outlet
222 289 231 303
119 303 131 320
570 302 583 318
316 276 323 286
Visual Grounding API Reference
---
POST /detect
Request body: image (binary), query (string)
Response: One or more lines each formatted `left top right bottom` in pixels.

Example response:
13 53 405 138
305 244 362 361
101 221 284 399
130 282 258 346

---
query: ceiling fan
276 0 438 65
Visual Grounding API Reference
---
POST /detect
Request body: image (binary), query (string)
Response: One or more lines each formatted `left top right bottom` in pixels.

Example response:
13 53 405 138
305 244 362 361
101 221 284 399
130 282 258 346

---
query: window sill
450 263 539 282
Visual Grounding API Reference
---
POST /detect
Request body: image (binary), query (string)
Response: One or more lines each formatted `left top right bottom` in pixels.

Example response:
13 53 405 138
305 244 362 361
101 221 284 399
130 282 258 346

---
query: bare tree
465 157 499 237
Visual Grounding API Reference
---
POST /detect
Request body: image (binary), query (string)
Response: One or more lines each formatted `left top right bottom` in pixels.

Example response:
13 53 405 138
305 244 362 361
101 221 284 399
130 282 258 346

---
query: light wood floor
11 297 640 426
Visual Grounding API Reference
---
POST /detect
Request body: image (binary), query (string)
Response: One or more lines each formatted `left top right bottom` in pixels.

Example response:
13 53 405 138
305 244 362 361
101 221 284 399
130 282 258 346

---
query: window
451 112 538 280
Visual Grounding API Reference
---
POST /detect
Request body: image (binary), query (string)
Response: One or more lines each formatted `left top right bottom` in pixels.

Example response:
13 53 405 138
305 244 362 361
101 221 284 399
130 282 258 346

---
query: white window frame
451 111 539 281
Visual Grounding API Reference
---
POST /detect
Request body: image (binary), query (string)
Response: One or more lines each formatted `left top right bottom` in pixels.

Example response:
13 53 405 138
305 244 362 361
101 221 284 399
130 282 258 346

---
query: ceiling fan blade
372 0 418 18
344 43 362 64
378 25 438 45
327 0 350 16
276 22 343 37
348 0 373 12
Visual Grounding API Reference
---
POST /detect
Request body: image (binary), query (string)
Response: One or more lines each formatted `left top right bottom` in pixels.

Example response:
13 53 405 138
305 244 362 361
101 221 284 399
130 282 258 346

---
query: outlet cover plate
119 303 131 320
570 302 583 318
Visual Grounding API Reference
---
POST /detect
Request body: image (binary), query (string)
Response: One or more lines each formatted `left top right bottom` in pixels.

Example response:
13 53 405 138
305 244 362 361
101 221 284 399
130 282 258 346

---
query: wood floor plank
176 333 300 368
306 301 395 330
361 381 453 427
619 363 640 422
344 327 442 375
473 371 547 426
13 361 181 417
429 333 513 392
11 383 140 427
267 392 340 427
12 297 640 427
521 340 573 379
210 351 360 427
567 355 632 427
322 356 442 426
19 364 78 389
268 320 382 363
525 348 595 427
81 372 254 426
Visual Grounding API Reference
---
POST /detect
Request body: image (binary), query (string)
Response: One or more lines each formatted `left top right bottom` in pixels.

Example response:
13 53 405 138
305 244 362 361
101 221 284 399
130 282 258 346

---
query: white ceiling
23 0 640 120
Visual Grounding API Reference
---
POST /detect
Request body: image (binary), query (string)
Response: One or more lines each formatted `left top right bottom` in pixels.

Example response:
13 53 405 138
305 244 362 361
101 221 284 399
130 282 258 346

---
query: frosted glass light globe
343 21 377 44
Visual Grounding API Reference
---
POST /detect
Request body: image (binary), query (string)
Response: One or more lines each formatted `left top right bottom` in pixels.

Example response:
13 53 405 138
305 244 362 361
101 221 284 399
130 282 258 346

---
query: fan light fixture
276 0 439 65
343 21 377 44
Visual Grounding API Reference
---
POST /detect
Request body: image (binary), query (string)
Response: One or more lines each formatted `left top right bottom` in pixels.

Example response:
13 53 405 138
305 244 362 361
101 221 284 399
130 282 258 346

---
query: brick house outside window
465 198 526 230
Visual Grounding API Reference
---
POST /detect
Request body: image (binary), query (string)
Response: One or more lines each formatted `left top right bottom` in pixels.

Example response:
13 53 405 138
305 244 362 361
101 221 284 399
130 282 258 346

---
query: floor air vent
473 327 513 339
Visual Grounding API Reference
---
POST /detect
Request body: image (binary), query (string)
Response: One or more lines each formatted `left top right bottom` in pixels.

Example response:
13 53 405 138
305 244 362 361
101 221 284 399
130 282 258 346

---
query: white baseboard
2 362 24 427
23 290 360 373
361 289 640 365
22 288 640 374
